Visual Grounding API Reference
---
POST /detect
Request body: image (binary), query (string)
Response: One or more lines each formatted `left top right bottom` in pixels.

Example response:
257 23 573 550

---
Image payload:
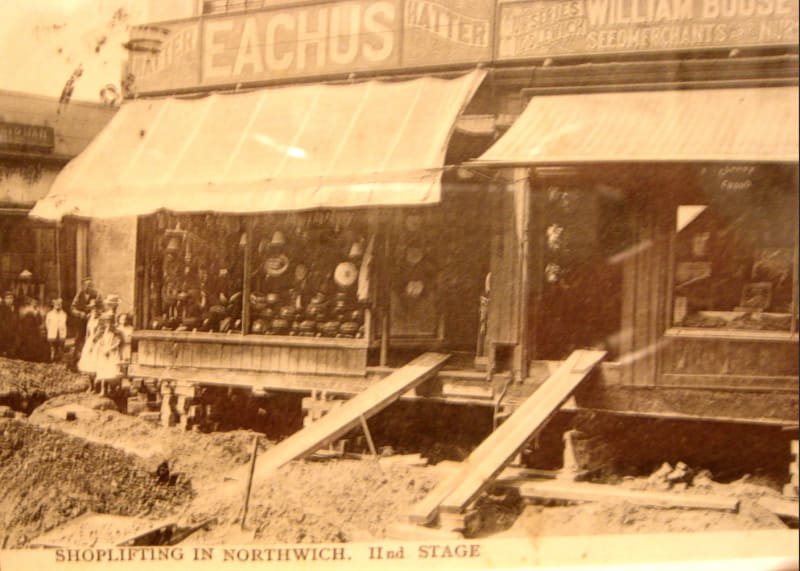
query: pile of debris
0 418 193 548
0 358 88 413
187 457 440 544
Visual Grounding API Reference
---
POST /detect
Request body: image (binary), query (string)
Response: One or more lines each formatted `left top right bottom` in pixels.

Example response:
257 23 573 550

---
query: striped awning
472 86 799 166
31 70 485 220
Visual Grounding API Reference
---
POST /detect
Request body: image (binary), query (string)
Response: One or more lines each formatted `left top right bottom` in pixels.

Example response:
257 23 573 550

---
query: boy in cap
45 298 68 363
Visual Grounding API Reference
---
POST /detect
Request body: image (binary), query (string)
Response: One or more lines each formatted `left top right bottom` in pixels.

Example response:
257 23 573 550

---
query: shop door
388 187 491 356
529 181 632 361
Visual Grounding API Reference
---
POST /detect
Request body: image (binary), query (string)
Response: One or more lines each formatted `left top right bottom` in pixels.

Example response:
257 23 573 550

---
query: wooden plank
516 480 739 512
277 345 290 373
286 347 300 374
431 350 606 519
757 496 799 521
297 349 317 373
240 344 255 370
251 353 450 483
138 340 154 367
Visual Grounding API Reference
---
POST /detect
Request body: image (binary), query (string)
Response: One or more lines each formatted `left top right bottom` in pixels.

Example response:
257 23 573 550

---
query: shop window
672 165 798 333
144 212 244 332
247 210 372 339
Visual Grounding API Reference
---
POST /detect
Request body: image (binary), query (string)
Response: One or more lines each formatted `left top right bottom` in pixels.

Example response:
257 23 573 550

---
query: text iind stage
55 543 481 563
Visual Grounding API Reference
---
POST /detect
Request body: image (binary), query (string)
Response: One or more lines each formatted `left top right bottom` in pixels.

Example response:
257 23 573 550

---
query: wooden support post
241 217 253 336
379 219 391 367
359 414 378 457
241 434 259 530
512 168 532 382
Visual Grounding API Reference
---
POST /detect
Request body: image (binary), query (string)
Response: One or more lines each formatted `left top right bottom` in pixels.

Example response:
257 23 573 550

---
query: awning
31 70 485 220
472 86 799 166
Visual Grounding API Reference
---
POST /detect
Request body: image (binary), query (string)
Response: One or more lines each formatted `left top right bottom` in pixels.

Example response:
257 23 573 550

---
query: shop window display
247 210 372 338
672 166 798 332
145 212 244 332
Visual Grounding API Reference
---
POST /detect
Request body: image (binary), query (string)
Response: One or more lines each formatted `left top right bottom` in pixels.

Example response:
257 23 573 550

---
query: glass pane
145 212 244 332
672 165 797 332
247 210 371 338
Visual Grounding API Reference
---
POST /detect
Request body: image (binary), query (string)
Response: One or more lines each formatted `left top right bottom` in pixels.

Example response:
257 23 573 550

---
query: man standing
0 291 18 358
71 277 101 370
46 298 68 363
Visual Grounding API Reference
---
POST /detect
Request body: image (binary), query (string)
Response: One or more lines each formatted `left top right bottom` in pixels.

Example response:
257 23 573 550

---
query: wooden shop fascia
30 0 799 425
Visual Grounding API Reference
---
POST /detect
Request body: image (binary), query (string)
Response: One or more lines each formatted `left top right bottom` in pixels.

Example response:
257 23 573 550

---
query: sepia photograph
0 0 798 569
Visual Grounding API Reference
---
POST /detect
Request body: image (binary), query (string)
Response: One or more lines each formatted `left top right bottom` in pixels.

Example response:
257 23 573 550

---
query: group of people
0 290 68 363
0 275 132 388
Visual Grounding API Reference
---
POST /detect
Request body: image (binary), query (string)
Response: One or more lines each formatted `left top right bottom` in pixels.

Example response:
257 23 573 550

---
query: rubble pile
189 459 440 544
0 358 87 412
0 419 193 548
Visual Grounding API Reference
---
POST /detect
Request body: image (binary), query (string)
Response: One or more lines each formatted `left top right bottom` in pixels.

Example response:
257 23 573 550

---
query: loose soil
0 359 795 548
0 419 192 548
0 357 87 413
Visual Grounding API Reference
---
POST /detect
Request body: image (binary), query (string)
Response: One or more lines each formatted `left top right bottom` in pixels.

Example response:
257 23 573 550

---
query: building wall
89 217 136 315
0 162 58 204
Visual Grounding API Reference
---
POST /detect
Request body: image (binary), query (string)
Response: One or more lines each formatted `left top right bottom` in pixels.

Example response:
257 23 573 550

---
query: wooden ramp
252 352 449 481
407 349 605 525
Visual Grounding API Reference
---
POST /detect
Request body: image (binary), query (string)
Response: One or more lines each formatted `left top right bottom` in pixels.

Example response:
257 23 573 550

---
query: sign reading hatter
497 0 799 60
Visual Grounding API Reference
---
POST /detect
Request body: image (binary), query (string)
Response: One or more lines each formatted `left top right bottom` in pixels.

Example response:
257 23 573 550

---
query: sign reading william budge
497 0 799 60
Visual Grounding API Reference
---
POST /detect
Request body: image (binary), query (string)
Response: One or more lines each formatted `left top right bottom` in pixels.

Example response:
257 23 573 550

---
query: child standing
45 298 68 363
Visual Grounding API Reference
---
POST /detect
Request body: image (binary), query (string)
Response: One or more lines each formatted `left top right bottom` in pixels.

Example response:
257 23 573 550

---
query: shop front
471 86 799 395
1 92 115 314
31 71 490 386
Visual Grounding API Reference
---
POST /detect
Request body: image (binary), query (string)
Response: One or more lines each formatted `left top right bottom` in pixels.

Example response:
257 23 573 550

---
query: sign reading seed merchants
497 0 799 60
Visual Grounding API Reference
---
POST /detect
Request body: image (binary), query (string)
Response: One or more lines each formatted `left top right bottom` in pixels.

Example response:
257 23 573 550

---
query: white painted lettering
363 1 395 62
329 3 360 64
296 10 328 70
233 18 264 75
265 14 295 71
203 19 234 79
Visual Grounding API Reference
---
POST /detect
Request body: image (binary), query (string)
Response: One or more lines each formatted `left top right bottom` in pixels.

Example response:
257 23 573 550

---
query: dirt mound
189 458 440 544
28 394 260 488
0 358 87 413
0 419 193 548
501 498 787 538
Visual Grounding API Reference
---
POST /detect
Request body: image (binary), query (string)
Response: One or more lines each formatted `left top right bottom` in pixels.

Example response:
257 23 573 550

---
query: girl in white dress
78 300 101 387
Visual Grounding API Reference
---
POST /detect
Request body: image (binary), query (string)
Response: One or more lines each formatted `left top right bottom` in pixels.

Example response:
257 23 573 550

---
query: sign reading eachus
125 0 493 94
497 0 799 60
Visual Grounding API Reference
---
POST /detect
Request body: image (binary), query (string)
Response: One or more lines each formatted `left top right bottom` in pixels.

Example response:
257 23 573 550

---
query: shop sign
127 21 202 93
497 0 799 60
403 0 493 67
0 122 54 153
200 0 401 86
125 0 493 94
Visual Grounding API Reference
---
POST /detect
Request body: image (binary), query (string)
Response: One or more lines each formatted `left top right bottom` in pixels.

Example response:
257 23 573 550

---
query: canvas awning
471 86 799 166
31 70 485 220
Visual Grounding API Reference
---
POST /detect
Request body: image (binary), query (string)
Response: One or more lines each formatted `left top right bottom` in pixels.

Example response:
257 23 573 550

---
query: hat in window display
269 230 287 248
334 261 358 288
264 254 290 277
405 280 425 299
348 240 364 260
404 246 424 267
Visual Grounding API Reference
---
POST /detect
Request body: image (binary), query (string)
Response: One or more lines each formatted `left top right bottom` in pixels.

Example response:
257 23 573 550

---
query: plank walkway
515 480 739 512
251 352 450 481
407 349 605 524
